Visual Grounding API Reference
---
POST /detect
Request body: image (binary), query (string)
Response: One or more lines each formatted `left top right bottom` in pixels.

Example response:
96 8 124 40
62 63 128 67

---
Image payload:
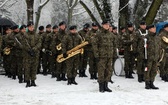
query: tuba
56 43 62 51
3 47 11 55
57 41 88 63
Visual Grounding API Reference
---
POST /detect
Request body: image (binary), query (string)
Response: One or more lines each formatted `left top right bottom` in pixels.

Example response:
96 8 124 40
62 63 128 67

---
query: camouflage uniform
85 29 98 79
159 29 168 81
78 29 89 77
24 31 41 82
136 28 148 82
91 28 114 83
41 31 51 75
2 34 12 77
122 30 137 78
56 29 67 81
62 32 82 82
144 31 160 89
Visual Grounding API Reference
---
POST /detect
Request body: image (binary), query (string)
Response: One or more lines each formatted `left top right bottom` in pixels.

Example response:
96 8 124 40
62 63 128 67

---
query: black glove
28 49 35 57
63 53 68 58
95 57 100 63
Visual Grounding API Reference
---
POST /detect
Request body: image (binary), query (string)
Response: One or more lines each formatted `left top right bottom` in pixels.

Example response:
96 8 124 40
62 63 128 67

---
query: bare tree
25 0 34 23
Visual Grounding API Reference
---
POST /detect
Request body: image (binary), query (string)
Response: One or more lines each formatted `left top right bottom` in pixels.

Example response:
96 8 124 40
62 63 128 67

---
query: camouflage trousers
79 50 88 72
48 55 56 74
97 57 112 83
56 61 66 75
124 51 134 72
159 54 168 76
144 60 157 82
88 51 97 74
137 57 145 75
3 55 11 75
66 55 79 78
42 53 49 73
24 56 39 81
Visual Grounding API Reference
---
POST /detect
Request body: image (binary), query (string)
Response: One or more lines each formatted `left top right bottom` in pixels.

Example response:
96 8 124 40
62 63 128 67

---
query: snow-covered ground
0 68 168 105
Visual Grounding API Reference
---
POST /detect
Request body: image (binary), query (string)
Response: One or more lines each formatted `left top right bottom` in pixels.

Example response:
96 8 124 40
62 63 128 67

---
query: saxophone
57 41 89 63
3 47 11 55
56 43 62 50
162 36 168 43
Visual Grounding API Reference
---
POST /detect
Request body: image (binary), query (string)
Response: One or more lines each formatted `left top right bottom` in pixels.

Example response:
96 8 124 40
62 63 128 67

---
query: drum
114 57 125 76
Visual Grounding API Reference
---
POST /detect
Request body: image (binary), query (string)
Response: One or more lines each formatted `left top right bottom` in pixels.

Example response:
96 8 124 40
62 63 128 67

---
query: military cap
83 23 90 29
146 24 155 30
38 26 44 31
59 21 66 26
140 21 146 25
46 24 52 28
52 25 58 29
69 25 77 30
27 22 34 27
20 25 26 30
120 26 125 30
92 22 98 27
164 24 168 28
127 23 133 27
113 26 117 30
102 20 109 25
12 25 19 30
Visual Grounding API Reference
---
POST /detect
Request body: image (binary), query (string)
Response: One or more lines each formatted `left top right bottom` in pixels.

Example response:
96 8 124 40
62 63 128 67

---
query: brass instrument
162 36 168 43
3 47 11 55
57 41 89 63
56 43 62 50
130 34 133 51
158 49 165 63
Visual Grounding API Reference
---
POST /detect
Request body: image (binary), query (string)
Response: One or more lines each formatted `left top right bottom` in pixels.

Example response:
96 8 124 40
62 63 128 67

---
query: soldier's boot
79 70 83 77
90 74 94 79
56 74 61 81
67 78 72 85
51 72 56 78
138 74 143 83
61 73 67 81
161 75 166 81
99 82 105 93
82 70 88 77
94 72 98 80
128 71 134 79
125 71 129 78
145 81 151 89
18 76 23 83
31 80 37 87
71 77 78 85
104 82 112 92
150 81 159 89
12 75 16 80
43 69 47 76
164 75 168 82
110 79 114 84
8 72 12 78
26 80 31 88
142 74 145 81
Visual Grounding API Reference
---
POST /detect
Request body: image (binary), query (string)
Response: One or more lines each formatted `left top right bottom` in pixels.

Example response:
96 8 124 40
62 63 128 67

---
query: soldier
41 24 52 75
14 25 27 83
158 24 168 82
144 25 159 89
136 21 148 83
62 25 82 85
37 26 44 74
85 22 99 80
24 22 41 87
6 25 20 80
2 27 12 77
56 21 67 81
78 23 90 77
122 23 136 78
91 20 114 92
48 25 59 78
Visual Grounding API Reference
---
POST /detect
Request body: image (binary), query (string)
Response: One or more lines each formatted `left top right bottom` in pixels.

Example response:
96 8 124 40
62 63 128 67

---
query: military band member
85 22 99 80
92 20 114 92
78 23 90 77
24 22 41 87
62 25 82 85
144 25 159 89
136 21 148 82
159 24 168 82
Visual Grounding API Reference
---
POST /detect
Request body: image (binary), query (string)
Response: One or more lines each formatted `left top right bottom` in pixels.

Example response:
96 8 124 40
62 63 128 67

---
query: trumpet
162 36 168 43
56 43 62 50
3 47 11 55
57 41 88 63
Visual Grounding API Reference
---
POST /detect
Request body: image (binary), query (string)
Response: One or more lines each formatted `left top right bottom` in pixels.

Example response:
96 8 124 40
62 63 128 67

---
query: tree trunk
93 0 105 21
119 0 129 27
25 0 34 23
79 1 101 28
102 0 113 23
145 0 163 25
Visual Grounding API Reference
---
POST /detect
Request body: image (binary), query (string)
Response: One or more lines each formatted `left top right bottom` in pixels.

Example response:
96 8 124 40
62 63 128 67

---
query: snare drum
114 57 125 76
